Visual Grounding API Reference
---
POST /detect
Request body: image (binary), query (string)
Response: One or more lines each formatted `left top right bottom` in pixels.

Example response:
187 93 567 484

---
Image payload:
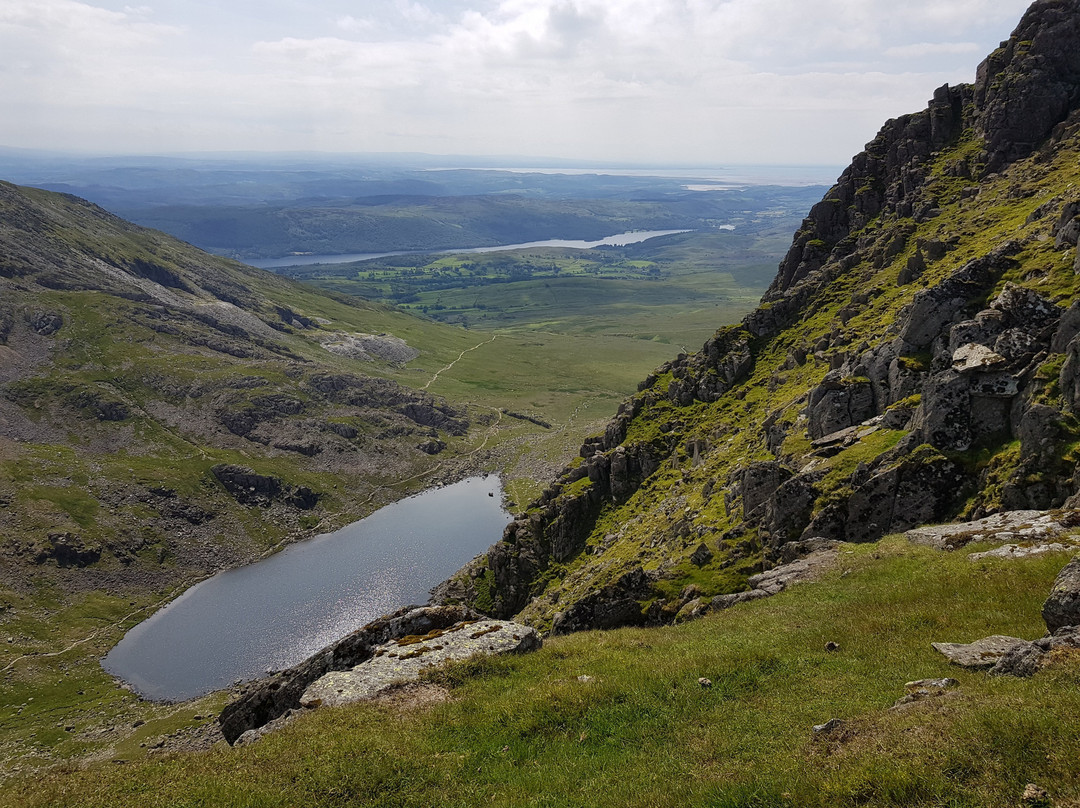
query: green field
288 229 783 343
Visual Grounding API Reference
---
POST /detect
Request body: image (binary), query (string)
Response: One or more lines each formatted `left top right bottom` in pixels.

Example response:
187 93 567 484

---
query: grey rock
892 678 960 709
948 310 1007 355
968 543 1070 561
1019 404 1064 461
219 605 481 744
32 533 101 568
905 677 959 690
1043 555 1080 634
761 476 819 547
210 463 321 510
740 462 793 519
914 370 973 451
932 635 1032 669
898 244 1018 349
806 373 875 439
689 543 713 567
550 567 653 634
29 310 63 336
906 510 1075 550
1053 202 1080 249
1061 333 1080 409
300 619 540 709
992 626 1080 678
990 283 1060 330
416 438 446 455
1051 301 1080 353
843 449 963 542
812 718 844 735
951 343 1007 372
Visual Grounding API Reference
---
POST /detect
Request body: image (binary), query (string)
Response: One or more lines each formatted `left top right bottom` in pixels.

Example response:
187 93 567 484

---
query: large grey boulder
301 619 540 709
1043 555 1080 633
219 605 481 744
932 635 1032 669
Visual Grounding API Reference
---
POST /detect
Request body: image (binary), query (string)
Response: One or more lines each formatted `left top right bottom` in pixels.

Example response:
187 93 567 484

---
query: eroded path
422 334 499 390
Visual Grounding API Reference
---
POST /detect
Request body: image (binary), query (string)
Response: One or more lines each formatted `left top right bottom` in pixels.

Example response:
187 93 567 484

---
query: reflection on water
248 229 691 268
103 476 510 701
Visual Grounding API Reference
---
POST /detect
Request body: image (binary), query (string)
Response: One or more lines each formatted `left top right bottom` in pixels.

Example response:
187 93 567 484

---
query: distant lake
102 476 511 702
248 229 691 269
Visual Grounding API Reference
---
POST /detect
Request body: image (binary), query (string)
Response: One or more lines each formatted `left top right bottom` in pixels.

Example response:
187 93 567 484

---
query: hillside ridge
0 179 485 593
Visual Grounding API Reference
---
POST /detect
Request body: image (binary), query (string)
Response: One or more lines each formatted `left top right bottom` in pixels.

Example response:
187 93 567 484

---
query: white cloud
884 41 982 59
334 15 374 33
0 0 1038 162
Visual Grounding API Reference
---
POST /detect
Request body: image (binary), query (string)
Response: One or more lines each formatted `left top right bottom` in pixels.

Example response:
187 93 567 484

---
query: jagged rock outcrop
219 605 480 744
210 464 320 510
299 618 540 710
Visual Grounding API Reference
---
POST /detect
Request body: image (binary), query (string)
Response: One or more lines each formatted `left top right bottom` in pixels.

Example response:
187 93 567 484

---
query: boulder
1018 404 1064 461
550 567 653 634
914 370 972 451
219 605 481 744
806 373 875 439
32 533 101 567
741 462 793 519
991 626 1080 678
1043 555 1080 633
932 635 1032 669
29 310 63 336
951 343 1007 372
906 510 1076 550
689 543 713 567
300 619 540 709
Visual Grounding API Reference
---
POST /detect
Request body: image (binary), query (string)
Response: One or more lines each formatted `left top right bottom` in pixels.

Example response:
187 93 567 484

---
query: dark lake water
248 229 691 269
102 476 511 701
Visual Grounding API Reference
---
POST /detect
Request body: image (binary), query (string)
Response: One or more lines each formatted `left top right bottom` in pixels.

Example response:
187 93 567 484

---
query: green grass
5 538 1078 807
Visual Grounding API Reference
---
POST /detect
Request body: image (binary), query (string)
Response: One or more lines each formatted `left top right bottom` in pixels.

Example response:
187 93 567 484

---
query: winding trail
422 334 499 391
1 588 196 674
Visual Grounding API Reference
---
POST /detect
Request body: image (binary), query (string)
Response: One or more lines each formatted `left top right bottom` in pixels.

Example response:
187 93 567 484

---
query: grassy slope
6 537 1078 808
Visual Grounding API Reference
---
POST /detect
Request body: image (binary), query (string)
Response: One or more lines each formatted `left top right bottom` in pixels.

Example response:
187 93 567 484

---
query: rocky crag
436 0 1080 632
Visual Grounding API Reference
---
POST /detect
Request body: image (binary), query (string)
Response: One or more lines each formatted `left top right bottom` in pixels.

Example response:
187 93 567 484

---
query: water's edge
103 476 511 701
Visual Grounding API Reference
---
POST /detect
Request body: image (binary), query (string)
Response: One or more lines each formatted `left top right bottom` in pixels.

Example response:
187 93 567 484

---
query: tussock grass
7 538 1079 807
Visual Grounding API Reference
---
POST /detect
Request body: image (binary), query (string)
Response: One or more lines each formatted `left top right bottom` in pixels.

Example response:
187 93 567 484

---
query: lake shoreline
103 474 512 702
245 229 694 269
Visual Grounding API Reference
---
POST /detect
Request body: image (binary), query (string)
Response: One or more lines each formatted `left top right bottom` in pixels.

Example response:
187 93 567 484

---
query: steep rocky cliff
436 0 1080 632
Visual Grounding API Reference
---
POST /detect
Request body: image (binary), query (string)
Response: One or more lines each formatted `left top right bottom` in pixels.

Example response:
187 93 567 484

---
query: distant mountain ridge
436 0 1080 631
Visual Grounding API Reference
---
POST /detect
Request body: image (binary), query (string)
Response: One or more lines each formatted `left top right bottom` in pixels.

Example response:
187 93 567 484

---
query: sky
0 0 1036 166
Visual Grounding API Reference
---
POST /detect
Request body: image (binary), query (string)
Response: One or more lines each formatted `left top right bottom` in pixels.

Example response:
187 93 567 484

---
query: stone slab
301 619 540 708
932 635 1032 669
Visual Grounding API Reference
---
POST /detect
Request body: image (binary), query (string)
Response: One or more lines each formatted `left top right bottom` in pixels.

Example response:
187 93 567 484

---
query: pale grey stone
932 635 1032 669
300 619 540 708
951 343 1007 372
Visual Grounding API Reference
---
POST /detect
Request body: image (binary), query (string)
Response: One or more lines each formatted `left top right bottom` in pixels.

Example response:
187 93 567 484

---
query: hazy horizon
1 1 1034 166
